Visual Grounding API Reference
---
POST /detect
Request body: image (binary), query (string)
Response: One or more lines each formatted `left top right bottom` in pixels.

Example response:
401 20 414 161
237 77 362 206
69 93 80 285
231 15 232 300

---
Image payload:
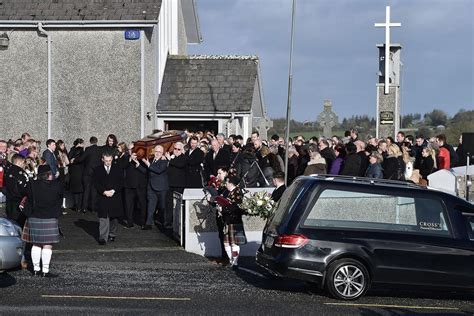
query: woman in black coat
383 144 406 180
419 147 435 180
68 139 85 212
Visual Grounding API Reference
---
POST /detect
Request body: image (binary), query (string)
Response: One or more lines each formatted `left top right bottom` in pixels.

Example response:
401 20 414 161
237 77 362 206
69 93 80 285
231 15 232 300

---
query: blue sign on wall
125 29 140 40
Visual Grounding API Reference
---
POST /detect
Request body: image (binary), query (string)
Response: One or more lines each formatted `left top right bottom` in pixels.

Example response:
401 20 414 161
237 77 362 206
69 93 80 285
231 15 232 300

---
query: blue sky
188 0 473 121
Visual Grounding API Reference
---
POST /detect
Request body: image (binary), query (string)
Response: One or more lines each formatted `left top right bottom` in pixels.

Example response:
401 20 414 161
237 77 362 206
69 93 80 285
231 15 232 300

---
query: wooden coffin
133 130 188 160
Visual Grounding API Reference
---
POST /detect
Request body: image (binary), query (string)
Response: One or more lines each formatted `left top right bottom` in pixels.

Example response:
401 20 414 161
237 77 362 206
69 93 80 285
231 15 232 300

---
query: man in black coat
75 136 102 213
165 142 188 229
185 136 205 188
93 152 124 245
140 145 169 230
204 139 230 181
318 139 336 172
123 148 148 228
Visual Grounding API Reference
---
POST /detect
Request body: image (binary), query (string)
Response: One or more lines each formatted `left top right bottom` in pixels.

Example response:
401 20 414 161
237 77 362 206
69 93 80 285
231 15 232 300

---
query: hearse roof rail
305 174 426 189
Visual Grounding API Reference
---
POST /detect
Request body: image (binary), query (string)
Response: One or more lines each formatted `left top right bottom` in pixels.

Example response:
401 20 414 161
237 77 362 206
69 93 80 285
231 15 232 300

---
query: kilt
22 218 60 244
223 224 247 245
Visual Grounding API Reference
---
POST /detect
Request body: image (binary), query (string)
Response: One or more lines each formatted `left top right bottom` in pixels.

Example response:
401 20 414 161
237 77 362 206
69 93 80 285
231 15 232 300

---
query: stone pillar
376 44 402 139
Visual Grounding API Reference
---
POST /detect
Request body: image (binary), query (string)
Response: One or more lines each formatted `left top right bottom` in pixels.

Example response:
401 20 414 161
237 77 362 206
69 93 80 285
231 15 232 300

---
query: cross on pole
375 6 401 94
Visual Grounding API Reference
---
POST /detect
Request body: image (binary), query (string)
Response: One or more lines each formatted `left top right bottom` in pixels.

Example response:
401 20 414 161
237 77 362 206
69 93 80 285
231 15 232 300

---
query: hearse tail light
274 234 309 248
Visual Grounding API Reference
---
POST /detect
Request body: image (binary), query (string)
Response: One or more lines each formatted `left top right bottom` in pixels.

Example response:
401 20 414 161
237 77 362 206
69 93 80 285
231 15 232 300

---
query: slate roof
157 55 260 113
0 0 161 21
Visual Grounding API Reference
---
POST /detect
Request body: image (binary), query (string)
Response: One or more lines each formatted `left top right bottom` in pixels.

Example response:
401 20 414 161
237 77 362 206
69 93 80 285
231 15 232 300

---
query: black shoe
141 225 152 230
108 236 116 242
32 270 41 277
98 239 106 245
42 272 58 278
81 209 86 214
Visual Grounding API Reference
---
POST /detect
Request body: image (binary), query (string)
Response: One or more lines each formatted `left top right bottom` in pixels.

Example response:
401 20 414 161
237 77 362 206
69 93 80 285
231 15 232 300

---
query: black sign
380 111 394 125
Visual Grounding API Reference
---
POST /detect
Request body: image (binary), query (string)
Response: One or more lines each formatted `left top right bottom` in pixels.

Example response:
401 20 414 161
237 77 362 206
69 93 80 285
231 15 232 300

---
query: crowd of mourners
0 129 469 273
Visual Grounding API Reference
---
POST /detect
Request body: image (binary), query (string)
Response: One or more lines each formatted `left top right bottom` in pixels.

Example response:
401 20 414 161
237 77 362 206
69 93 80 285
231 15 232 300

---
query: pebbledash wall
1 28 158 146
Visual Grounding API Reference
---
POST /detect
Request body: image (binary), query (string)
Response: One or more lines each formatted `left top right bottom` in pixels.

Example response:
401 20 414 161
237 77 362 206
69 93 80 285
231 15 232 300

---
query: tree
423 109 448 126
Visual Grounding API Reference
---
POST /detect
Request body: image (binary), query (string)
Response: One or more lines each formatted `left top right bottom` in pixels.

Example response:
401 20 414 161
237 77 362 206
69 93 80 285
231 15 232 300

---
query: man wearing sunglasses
164 142 188 230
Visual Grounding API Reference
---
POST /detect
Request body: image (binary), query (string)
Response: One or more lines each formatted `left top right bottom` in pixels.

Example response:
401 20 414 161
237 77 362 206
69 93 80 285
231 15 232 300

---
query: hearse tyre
325 258 370 300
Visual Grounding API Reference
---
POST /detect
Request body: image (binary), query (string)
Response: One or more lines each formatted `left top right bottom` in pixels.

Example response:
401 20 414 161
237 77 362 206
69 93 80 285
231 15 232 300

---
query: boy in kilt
21 164 63 277
217 175 247 269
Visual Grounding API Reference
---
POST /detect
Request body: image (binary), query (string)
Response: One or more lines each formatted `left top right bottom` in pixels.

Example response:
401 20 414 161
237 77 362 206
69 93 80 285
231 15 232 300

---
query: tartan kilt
223 224 247 245
22 218 60 244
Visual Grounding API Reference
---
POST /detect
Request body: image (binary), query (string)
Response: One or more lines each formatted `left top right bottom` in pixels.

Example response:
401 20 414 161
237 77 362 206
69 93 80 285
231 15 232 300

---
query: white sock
224 245 232 263
41 248 53 273
31 245 42 272
231 245 240 266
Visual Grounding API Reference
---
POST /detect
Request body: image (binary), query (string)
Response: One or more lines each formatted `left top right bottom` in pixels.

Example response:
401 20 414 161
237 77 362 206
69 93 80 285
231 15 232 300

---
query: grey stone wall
1 28 156 147
1 30 48 142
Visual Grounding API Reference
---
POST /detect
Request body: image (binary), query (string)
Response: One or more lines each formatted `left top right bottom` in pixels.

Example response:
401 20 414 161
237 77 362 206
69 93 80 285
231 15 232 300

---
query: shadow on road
74 219 99 241
0 272 16 288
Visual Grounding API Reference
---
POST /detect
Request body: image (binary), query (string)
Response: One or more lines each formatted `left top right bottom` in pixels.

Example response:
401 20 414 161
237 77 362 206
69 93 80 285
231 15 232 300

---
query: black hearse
256 176 474 300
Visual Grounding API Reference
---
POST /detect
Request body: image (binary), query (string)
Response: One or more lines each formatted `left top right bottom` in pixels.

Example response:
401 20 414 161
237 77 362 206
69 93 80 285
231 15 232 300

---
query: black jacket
383 156 406 180
27 178 63 219
340 154 361 177
93 164 124 218
68 146 84 193
4 164 28 202
320 147 336 171
204 149 230 181
271 185 286 203
185 148 205 188
75 144 103 177
123 153 148 189
419 155 434 180
139 159 169 192
168 154 188 188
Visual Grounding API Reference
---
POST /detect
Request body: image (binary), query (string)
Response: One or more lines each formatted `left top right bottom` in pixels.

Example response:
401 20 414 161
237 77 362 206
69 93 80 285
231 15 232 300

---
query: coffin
133 130 188 160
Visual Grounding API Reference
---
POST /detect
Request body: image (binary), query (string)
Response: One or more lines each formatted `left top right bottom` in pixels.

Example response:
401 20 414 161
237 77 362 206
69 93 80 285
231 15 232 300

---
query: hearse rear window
465 216 474 240
303 189 450 236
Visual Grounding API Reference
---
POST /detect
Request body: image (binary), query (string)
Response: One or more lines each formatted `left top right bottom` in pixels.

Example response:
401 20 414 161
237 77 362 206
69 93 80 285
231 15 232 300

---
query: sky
188 0 474 121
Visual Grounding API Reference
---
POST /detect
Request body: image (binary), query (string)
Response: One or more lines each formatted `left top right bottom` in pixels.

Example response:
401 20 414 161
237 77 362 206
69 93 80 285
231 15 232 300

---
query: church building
0 0 271 145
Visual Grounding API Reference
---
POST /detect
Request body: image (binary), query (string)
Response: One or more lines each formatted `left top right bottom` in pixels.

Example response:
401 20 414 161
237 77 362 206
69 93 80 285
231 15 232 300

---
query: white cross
375 6 401 94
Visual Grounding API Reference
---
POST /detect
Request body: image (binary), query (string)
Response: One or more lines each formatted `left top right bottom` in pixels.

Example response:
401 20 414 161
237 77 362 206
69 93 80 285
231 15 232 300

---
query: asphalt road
1 208 473 315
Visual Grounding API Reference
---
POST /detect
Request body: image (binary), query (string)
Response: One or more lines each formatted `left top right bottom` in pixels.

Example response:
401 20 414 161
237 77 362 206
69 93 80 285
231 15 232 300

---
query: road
0 209 473 315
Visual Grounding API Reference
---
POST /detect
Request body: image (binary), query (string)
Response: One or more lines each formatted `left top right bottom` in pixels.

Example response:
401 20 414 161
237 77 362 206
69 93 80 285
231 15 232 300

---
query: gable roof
157 55 260 113
0 0 161 21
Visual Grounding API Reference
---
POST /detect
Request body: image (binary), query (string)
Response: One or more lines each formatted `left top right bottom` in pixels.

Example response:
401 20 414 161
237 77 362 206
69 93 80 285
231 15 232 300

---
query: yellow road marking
324 303 459 310
42 295 191 301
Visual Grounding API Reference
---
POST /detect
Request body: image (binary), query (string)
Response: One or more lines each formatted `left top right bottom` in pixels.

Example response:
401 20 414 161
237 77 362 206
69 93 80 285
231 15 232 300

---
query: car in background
256 176 474 300
0 217 23 272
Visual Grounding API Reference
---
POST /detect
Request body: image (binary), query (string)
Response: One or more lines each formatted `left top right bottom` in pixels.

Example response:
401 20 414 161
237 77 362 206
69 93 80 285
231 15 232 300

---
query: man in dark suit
271 171 286 203
140 145 169 230
74 136 102 213
165 142 188 229
185 136 204 188
42 139 59 179
93 152 124 245
123 146 148 228
216 133 231 153
204 139 230 181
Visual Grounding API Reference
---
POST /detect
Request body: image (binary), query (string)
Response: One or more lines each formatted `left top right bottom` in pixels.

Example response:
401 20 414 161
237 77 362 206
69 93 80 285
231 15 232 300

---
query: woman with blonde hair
419 146 436 186
383 144 405 180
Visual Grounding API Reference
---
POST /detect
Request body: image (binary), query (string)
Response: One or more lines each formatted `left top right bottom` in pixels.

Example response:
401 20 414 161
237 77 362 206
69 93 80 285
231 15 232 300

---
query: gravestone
316 100 339 137
375 6 402 139
253 117 273 141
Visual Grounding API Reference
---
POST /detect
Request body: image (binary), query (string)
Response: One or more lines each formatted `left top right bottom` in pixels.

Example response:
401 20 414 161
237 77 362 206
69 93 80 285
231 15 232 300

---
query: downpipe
37 23 52 139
